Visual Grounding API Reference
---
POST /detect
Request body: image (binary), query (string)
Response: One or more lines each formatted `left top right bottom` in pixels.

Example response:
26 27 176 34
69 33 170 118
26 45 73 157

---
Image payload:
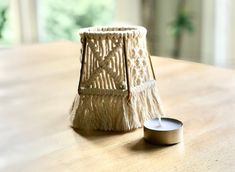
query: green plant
169 0 194 58
41 0 114 41
0 7 7 40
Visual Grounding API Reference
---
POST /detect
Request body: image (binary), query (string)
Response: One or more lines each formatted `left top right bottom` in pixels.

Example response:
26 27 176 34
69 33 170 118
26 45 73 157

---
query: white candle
144 118 182 131
144 117 183 145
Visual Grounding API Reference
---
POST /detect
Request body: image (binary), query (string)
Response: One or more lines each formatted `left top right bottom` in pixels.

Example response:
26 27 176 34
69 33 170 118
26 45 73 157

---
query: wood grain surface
1 41 235 172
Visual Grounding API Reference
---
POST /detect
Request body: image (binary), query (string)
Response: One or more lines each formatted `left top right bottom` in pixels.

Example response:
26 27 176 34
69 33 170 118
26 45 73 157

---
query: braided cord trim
79 80 157 96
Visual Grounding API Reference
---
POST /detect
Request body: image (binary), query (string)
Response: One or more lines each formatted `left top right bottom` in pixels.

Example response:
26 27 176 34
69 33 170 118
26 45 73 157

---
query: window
0 0 15 46
38 0 115 42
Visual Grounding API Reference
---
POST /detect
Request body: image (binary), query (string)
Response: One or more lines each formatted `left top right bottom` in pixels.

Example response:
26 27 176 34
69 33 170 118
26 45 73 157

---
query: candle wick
158 117 162 126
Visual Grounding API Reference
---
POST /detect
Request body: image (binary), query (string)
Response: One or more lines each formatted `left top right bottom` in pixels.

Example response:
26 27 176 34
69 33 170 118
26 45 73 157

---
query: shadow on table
72 127 129 141
73 127 168 152
125 138 168 152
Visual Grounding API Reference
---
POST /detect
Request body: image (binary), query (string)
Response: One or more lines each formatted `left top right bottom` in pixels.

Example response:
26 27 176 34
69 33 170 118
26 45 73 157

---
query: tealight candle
144 117 183 145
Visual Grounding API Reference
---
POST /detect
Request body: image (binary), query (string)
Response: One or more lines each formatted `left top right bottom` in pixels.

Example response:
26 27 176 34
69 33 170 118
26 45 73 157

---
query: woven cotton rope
70 26 164 131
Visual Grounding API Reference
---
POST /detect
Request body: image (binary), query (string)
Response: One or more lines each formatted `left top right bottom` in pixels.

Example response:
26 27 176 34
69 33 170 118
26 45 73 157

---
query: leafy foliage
0 0 8 43
0 7 7 39
41 0 115 41
169 10 194 37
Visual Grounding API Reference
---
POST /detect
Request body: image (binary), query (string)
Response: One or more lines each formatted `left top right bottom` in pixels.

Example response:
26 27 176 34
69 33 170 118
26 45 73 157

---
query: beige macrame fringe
70 81 163 131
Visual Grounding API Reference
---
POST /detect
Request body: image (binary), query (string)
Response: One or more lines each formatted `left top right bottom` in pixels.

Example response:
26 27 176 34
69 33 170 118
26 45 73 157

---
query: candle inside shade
145 118 182 131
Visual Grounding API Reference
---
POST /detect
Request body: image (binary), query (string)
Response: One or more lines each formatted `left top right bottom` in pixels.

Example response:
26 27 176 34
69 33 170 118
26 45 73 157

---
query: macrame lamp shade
70 26 164 131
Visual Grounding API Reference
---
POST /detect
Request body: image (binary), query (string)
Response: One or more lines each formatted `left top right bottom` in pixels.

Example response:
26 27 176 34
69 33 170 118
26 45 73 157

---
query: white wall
113 0 141 25
201 0 235 68
9 0 38 44
201 0 215 65
214 0 235 68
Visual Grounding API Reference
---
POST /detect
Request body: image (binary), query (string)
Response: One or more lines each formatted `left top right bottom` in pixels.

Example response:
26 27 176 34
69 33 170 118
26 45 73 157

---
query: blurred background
0 0 235 68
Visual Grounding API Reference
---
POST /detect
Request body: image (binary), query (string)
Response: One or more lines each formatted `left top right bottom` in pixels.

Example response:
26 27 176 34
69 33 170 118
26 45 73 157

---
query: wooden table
1 41 235 172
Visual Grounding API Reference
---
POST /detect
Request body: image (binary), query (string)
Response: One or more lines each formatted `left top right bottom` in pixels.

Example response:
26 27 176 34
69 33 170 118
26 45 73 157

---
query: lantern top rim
79 26 147 38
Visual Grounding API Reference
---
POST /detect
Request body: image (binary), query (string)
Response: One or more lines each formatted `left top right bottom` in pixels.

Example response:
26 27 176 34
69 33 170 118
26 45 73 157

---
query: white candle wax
144 117 183 145
144 118 182 131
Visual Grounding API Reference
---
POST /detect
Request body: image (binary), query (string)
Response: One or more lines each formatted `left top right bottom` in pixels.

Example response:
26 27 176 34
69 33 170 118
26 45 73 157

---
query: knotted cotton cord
71 26 165 131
